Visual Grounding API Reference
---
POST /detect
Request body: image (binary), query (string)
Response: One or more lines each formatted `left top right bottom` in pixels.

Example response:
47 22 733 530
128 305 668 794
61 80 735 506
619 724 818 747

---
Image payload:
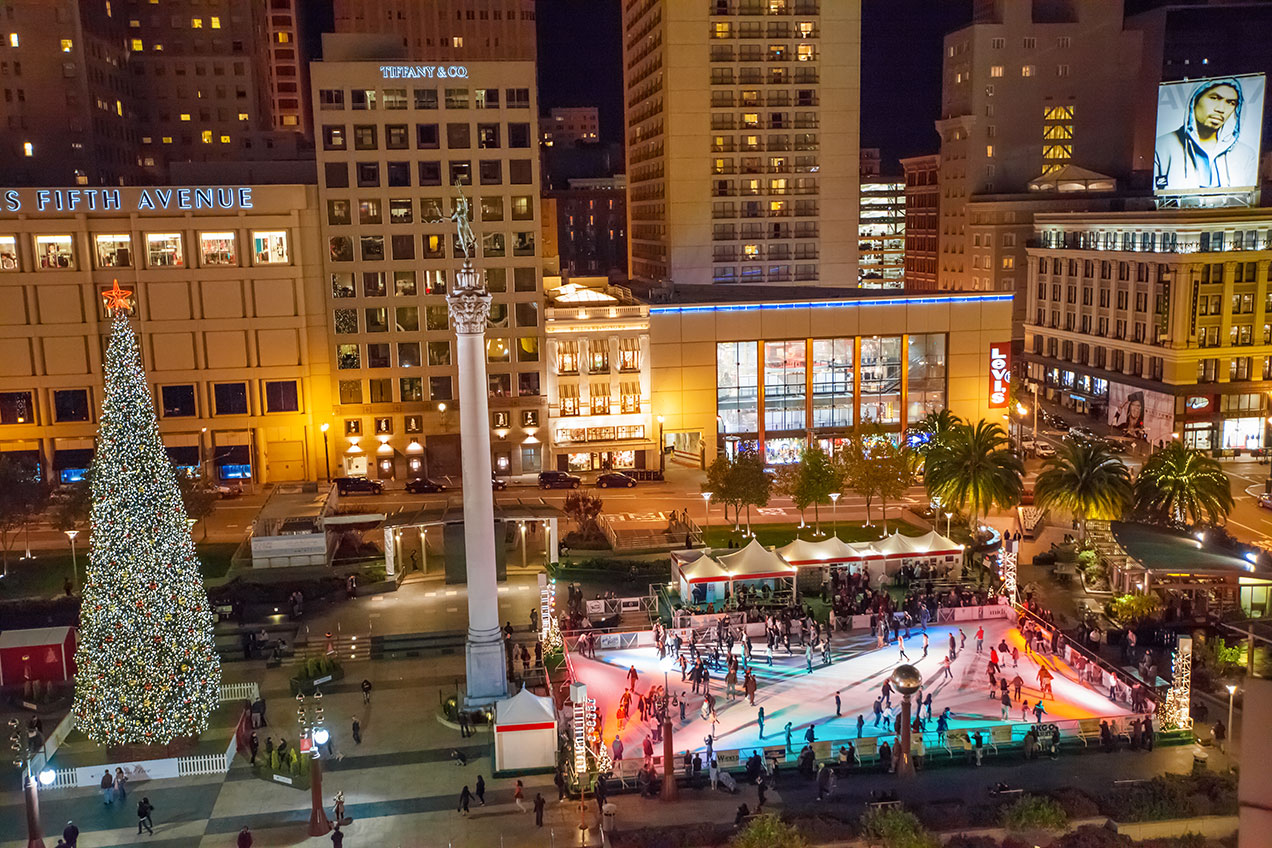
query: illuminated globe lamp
890 664 922 778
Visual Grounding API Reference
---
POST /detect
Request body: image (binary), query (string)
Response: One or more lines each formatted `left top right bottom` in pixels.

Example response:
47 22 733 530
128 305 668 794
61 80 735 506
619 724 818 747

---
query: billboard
1108 383 1174 448
988 344 1010 409
1154 73 1265 193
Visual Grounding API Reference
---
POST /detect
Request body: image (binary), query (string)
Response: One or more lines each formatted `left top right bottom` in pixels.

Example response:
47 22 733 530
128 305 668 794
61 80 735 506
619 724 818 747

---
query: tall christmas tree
73 282 221 746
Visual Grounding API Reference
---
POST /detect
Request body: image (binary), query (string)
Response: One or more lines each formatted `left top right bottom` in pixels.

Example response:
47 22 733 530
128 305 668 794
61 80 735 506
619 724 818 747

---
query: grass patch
0 542 237 600
703 519 924 550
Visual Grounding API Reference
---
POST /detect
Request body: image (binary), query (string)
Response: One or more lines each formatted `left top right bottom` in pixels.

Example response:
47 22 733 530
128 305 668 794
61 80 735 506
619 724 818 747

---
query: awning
165 445 200 466
717 539 798 580
52 448 94 470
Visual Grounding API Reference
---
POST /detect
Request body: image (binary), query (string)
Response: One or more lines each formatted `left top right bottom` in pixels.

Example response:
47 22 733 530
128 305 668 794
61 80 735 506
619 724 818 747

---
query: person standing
100 770 114 805
555 766 567 802
458 785 472 816
114 767 128 803
856 714 865 738
1000 690 1011 721
331 825 343 848
351 716 362 745
249 731 259 765
975 626 984 653
514 779 527 812
804 642 813 673
873 697 883 727
881 679 893 709
136 797 154 835
922 632 929 659
784 721 793 753
236 826 253 848
333 791 346 823
804 723 816 745
898 634 909 661
757 706 765 739
475 775 486 806
458 710 471 738
534 792 546 827
361 678 372 704
834 691 841 717
63 822 79 848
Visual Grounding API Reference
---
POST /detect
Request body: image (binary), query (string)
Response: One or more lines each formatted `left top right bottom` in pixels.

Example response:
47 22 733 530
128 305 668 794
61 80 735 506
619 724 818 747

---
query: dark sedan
596 472 637 489
405 477 446 494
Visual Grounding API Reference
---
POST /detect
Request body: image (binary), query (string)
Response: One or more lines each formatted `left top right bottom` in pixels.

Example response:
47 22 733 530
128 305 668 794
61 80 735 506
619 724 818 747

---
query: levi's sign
1 187 254 214
988 344 1010 408
380 64 469 80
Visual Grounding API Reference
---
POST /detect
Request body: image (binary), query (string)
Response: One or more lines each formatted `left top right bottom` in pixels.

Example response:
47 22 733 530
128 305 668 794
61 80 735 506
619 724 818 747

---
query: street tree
703 454 741 529
0 454 49 575
871 437 911 535
50 478 93 533
773 462 805 528
729 449 771 535
563 491 604 533
924 419 1024 534
1133 441 1232 527
1034 439 1131 541
792 444 837 533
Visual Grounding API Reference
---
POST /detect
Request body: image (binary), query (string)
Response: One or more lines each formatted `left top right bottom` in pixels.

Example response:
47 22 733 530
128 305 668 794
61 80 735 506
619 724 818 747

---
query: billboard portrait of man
1154 74 1264 192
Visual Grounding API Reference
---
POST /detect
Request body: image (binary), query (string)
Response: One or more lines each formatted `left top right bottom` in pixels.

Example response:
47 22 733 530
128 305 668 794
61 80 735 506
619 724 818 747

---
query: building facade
547 177 627 278
858 176 904 289
333 0 537 61
540 107 600 149
901 153 940 292
544 282 656 473
0 183 330 484
621 0 861 287
311 40 546 480
650 291 1013 465
1024 208 1272 452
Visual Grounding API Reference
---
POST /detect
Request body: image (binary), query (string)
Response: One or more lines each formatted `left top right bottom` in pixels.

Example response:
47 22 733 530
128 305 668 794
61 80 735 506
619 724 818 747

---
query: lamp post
657 415 666 473
891 665 921 778
520 521 527 568
699 491 712 547
829 492 841 539
297 692 332 836
9 717 52 848
944 512 953 537
63 530 79 595
1225 683 1238 753
320 423 331 483
660 656 678 801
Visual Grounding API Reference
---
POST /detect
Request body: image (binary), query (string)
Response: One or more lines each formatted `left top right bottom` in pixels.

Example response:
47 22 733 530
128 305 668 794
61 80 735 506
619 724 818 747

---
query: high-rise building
311 35 546 479
540 107 600 148
901 154 940 292
936 1 1144 293
0 1 139 186
858 151 904 289
621 0 861 288
332 0 537 61
548 177 628 278
264 0 312 139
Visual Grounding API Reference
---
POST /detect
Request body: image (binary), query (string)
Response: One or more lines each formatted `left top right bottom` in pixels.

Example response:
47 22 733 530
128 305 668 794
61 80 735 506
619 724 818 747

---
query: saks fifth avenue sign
988 344 1010 408
0 187 254 214
380 64 469 80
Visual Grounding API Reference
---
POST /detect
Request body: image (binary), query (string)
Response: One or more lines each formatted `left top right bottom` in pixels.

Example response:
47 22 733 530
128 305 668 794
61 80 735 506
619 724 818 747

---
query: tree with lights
73 282 221 746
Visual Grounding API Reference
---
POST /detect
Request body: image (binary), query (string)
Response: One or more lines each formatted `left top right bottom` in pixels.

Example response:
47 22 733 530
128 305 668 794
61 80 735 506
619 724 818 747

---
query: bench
855 736 878 765
867 799 902 809
944 730 971 758
989 724 1013 754
1077 718 1102 747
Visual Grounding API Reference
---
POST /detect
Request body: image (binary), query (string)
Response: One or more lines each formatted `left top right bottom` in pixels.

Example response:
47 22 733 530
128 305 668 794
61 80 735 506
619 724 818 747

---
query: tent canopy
909 529 964 556
679 555 731 584
775 536 858 565
717 539 797 579
495 686 556 727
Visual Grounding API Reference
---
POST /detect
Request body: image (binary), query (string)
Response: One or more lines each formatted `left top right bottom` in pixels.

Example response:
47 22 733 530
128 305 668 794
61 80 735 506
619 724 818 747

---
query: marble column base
463 630 509 707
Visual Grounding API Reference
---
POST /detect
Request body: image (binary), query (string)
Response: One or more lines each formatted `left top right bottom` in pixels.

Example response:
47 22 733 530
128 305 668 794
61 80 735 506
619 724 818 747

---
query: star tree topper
102 279 133 313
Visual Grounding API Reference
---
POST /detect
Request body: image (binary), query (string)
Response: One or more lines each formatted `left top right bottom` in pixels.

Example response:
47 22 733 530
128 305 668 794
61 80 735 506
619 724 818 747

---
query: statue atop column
429 183 489 332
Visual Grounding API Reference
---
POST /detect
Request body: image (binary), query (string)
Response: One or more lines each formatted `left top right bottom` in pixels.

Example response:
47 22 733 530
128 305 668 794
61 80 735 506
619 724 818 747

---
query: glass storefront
1183 422 1213 450
764 340 806 432
860 335 902 424
717 342 758 435
764 437 805 465
906 333 945 422
811 338 853 428
1222 417 1263 450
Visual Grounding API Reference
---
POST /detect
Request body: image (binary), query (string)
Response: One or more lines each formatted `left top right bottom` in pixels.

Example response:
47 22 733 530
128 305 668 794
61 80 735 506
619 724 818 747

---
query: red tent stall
0 626 77 686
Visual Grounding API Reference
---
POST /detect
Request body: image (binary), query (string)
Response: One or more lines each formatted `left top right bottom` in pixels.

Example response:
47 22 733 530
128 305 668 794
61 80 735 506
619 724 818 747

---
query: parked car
1259 493 1272 511
1035 442 1056 458
405 477 446 494
1019 437 1037 453
334 476 383 495
596 472 637 489
538 470 581 490
492 475 508 491
215 482 244 499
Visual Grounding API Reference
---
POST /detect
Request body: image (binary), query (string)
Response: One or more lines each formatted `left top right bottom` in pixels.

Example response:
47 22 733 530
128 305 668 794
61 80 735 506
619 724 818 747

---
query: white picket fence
219 682 261 702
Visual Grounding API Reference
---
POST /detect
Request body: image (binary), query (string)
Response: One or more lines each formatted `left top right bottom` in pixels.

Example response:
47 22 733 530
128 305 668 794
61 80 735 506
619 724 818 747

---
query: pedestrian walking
1033 700 1046 723
1021 699 1030 722
333 791 346 823
856 714 864 738
940 655 953 679
973 731 984 766
805 642 813 673
834 691 841 716
514 779 527 812
351 716 362 744
100 770 114 805
236 826 253 848
975 626 984 653
804 723 816 745
114 767 128 803
757 706 765 738
784 721 793 752
331 825 343 848
898 634 909 661
361 678 372 704
475 775 486 806
922 632 929 659
873 697 883 726
1000 690 1011 720
135 797 154 835
249 731 259 765
63 822 79 848
627 665 639 690
534 792 546 826
1011 646 1019 667
458 785 472 816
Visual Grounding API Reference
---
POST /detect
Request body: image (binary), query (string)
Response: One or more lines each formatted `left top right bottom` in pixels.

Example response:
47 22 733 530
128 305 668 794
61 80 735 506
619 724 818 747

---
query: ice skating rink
570 617 1133 757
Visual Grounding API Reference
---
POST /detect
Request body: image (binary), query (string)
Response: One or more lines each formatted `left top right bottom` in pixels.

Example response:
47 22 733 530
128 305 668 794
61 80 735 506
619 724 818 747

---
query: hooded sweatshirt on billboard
1154 77 1258 191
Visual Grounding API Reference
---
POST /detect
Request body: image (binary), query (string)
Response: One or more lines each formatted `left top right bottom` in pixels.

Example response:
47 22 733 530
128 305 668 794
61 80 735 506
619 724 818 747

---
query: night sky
535 0 974 174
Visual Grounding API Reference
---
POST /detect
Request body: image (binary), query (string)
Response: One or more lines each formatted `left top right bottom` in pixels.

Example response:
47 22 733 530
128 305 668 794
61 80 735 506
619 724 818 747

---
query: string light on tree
1161 635 1193 731
72 286 221 746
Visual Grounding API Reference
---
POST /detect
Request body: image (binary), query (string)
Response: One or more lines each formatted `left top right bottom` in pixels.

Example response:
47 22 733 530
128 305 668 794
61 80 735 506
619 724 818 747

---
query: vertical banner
988 343 1011 409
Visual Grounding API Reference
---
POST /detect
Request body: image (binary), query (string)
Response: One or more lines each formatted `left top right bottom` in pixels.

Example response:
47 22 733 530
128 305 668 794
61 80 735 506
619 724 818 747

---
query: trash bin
1192 749 1209 773
602 802 617 832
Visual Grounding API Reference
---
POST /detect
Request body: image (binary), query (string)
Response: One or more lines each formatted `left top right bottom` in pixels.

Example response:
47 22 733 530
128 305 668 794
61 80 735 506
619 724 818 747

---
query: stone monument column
448 257 509 705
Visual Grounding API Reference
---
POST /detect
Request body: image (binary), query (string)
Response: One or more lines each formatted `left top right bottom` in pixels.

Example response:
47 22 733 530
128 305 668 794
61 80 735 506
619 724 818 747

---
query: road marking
497 586 509 593
517 585 529 591
446 590 457 596
425 592 437 597
1227 518 1267 537
446 607 458 613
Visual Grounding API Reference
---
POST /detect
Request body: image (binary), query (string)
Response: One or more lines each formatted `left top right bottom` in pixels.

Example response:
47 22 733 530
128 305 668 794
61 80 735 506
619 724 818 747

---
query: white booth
493 686 558 773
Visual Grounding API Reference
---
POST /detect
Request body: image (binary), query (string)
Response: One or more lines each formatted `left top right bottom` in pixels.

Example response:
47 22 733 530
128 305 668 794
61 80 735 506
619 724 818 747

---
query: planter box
1113 814 1238 840
289 667 345 696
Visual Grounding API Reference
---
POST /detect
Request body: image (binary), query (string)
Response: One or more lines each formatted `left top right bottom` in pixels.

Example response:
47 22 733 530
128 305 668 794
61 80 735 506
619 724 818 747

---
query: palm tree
912 409 962 454
1034 439 1132 541
1134 441 1233 526
924 419 1024 533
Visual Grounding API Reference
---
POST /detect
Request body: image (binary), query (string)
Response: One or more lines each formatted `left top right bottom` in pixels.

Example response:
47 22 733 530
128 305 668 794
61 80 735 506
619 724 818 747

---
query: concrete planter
1112 814 1239 840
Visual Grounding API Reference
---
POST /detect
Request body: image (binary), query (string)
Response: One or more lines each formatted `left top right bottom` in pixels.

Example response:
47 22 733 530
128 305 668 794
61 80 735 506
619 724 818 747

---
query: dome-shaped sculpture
891 664 923 695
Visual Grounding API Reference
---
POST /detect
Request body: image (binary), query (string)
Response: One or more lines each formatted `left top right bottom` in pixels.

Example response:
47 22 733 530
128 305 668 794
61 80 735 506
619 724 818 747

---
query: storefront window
764 340 806 432
765 436 806 465
146 233 184 267
35 235 74 269
811 338 853 428
717 342 759 435
1222 417 1262 450
252 230 289 264
200 232 237 266
860 335 901 424
906 333 946 423
0 236 17 270
1183 422 1213 450
94 234 132 268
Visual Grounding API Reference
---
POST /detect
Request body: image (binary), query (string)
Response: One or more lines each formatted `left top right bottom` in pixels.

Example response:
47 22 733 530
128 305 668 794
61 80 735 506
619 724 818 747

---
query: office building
0 1 139 186
333 0 537 61
264 0 312 139
540 107 600 148
650 288 1012 464
544 280 655 472
901 154 940 292
622 0 862 287
1024 207 1272 452
312 35 546 480
0 184 330 484
936 0 1144 294
547 176 627 278
858 175 905 289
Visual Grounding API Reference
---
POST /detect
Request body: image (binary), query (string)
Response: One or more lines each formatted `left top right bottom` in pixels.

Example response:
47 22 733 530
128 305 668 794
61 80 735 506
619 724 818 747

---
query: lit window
60 39 73 52
986 145 994 158
22 141 32 157
35 235 73 269
146 233 184 267
237 112 248 121
200 232 237 266
276 31 290 43
161 136 173 144
191 17 203 28
130 38 143 51
115 100 122 116
180 113 191 122
153 43 163 51
1021 65 1035 77
451 36 463 47
989 65 1003 78
201 130 212 143
219 134 230 143
210 16 221 29
8 33 18 48
252 231 289 265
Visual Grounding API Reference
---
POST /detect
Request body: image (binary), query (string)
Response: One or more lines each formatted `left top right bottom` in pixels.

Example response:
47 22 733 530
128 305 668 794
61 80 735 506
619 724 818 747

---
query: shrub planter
288 656 345 696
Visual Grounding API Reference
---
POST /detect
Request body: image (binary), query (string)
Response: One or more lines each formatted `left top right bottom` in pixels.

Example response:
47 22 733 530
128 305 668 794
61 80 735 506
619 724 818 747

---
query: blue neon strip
648 293 1013 315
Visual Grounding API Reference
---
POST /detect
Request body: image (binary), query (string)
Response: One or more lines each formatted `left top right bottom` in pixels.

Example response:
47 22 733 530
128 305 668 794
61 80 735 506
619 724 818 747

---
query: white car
1019 437 1037 452
1035 442 1056 459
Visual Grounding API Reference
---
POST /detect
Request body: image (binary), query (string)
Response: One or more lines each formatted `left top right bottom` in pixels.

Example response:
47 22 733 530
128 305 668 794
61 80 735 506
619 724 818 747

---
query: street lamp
297 692 332 836
64 530 79 595
657 415 666 473
659 655 678 801
319 423 331 483
699 491 712 547
829 492 841 539
944 512 953 537
9 717 46 848
1225 683 1238 753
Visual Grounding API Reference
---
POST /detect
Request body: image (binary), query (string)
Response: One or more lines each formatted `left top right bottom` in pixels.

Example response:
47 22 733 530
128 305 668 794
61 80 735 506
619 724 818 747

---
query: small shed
0 626 77 686
493 686 558 773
